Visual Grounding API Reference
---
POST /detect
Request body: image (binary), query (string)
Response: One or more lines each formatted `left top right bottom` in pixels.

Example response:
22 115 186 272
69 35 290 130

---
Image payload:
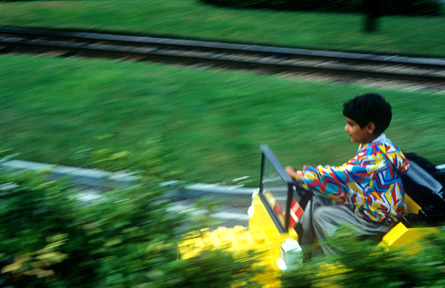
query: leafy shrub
0 169 265 287
200 0 442 16
162 249 264 287
0 168 184 287
281 226 445 287
0 140 262 287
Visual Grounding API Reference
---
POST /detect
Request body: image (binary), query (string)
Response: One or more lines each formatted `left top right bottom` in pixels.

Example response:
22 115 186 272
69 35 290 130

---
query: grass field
1 54 443 185
0 0 444 57
0 1 444 185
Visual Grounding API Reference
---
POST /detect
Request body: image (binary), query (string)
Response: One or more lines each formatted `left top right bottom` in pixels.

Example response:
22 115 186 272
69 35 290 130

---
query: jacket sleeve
386 147 410 176
301 157 369 204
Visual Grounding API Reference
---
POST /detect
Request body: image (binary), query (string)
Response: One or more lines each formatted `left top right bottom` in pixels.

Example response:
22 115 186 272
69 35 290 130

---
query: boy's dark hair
342 93 392 135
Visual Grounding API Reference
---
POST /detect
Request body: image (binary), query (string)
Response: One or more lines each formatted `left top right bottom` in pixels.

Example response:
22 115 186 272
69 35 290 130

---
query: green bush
0 169 264 287
281 226 445 287
0 141 262 287
163 249 264 287
200 0 442 16
0 169 183 287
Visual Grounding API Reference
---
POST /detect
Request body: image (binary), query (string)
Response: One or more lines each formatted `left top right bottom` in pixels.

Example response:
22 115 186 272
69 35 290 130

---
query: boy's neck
361 133 382 144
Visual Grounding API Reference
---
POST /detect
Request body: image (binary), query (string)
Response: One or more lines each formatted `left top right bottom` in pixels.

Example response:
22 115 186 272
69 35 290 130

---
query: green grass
1 54 444 185
0 1 444 184
0 0 444 57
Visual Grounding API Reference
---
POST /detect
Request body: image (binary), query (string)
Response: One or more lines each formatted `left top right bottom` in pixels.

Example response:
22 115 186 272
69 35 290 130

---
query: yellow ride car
179 145 445 282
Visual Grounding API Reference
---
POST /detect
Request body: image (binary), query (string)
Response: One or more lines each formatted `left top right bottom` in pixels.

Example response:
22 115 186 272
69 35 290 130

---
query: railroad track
1 26 445 89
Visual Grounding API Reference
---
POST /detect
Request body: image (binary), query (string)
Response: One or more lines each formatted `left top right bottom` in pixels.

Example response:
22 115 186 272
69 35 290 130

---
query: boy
285 93 410 255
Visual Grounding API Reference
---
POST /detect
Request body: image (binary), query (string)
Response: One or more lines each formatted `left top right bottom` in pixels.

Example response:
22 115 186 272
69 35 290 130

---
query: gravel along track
1 26 445 91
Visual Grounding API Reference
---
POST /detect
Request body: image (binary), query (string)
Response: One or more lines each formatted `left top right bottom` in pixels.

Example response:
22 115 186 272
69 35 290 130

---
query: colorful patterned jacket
302 134 410 223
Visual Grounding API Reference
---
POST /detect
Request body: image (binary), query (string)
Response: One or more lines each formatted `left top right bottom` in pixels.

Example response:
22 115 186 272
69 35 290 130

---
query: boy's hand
285 166 304 181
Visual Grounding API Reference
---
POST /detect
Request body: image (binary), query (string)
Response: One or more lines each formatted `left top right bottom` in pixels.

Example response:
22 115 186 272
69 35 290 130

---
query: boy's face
344 117 375 144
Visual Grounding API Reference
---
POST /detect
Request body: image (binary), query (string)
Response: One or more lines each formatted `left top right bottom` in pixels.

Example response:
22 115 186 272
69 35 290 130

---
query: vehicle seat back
401 154 445 223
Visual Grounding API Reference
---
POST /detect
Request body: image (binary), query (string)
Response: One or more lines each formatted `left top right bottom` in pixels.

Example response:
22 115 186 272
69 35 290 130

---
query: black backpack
401 153 445 224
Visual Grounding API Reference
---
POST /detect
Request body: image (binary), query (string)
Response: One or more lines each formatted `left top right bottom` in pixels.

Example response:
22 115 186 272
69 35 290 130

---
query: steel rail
1 26 444 85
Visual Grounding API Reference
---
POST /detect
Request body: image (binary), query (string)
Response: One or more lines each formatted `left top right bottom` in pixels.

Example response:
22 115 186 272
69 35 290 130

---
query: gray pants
300 197 392 255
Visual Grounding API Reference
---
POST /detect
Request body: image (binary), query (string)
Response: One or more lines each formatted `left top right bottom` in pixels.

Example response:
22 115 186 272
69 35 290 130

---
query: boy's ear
367 122 376 134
